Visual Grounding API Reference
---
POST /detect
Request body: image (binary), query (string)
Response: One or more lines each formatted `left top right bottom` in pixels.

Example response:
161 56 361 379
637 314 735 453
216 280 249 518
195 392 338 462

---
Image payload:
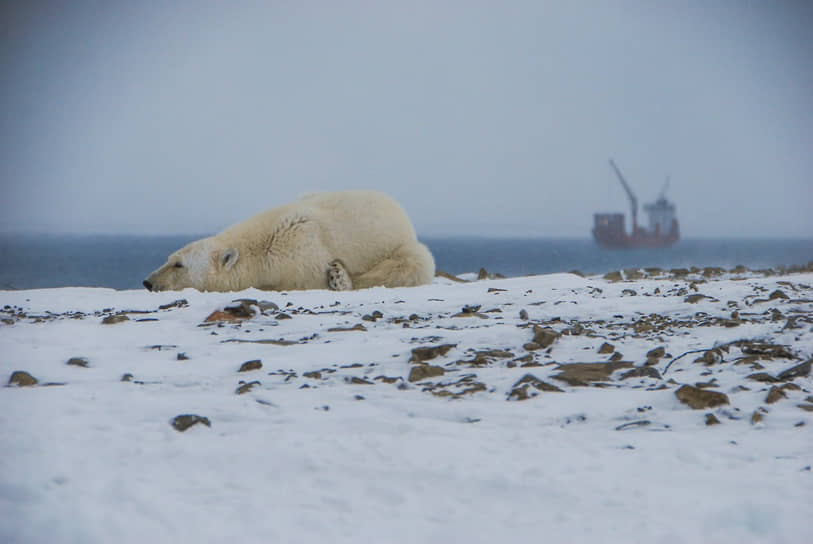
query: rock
171 414 211 431
532 326 560 348
705 413 721 426
456 349 515 367
646 346 666 364
603 270 622 282
66 357 89 368
408 364 445 382
235 381 260 395
345 376 374 385
204 310 244 323
552 362 634 386
624 268 644 280
684 294 711 304
619 366 662 380
434 270 468 283
702 267 724 277
609 352 624 362
694 349 723 366
615 420 650 431
303 371 322 379
121 373 133 382
238 359 263 372
798 404 813 412
507 384 532 401
739 342 793 359
102 314 129 325
765 386 787 404
225 299 258 318
478 268 489 280
769 289 789 300
276 313 292 320
519 309 529 320
523 342 541 351
746 372 778 383
511 373 563 393
8 371 38 387
675 385 730 409
750 410 764 425
452 304 489 318
158 299 189 310
176 352 189 361
410 344 456 364
777 359 811 381
327 324 367 332
598 342 615 354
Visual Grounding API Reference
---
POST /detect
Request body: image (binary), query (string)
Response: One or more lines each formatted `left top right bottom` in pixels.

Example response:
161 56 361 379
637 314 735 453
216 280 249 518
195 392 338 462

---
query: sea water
0 234 811 290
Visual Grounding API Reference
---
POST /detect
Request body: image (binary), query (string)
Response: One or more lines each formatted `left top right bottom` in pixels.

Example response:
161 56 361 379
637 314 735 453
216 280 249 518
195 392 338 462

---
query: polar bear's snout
142 280 153 291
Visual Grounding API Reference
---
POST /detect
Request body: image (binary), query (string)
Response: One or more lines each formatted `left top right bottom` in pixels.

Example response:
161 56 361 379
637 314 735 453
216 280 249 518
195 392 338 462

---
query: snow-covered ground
2 268 811 543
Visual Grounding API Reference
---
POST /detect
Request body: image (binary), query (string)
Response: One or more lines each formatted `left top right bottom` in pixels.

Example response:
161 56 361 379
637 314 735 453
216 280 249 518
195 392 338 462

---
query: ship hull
592 228 679 249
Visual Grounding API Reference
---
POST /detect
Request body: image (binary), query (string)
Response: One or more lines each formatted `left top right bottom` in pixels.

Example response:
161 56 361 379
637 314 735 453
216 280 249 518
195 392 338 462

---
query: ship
592 159 679 249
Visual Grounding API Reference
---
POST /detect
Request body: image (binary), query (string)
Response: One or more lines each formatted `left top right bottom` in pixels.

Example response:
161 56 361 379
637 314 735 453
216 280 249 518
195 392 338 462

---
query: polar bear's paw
327 260 353 291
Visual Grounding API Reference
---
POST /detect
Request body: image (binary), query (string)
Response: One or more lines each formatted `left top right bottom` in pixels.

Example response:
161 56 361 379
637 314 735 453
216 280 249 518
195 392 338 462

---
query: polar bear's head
143 237 241 292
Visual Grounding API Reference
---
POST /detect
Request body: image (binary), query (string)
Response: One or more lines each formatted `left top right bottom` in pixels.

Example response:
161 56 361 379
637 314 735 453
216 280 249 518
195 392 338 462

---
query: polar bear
143 190 435 292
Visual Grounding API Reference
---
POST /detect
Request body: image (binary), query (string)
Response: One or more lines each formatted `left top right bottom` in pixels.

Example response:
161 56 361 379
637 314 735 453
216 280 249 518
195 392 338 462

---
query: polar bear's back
301 191 419 273
217 190 421 278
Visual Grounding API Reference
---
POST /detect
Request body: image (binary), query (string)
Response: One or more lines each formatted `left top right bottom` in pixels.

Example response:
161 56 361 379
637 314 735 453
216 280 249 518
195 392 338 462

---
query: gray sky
2 0 812 238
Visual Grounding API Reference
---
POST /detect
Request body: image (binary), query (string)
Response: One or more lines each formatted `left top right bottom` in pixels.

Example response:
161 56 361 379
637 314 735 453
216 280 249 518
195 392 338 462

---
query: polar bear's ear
220 248 239 270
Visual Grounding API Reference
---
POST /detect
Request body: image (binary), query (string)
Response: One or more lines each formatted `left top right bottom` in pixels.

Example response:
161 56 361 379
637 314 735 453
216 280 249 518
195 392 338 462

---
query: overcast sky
2 1 811 238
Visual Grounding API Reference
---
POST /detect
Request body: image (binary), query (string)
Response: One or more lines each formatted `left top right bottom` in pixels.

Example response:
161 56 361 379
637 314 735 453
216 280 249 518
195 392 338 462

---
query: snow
1 270 811 543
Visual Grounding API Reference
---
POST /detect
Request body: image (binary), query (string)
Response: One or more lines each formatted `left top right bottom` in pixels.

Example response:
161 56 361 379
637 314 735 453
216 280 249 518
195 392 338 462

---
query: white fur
144 190 435 292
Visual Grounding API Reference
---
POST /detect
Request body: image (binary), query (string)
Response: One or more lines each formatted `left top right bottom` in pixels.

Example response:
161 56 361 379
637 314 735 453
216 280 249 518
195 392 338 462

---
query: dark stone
777 359 812 381
8 370 37 387
235 381 260 395
705 413 721 426
765 386 787 404
238 359 263 372
646 346 666 361
327 324 367 332
532 326 560 348
66 357 89 368
684 294 711 304
121 373 133 382
619 366 662 380
102 314 129 325
408 364 445 382
746 372 778 383
171 414 211 431
598 342 615 354
410 344 456 364
769 289 789 300
158 299 188 310
176 352 189 361
552 362 633 386
345 376 374 385
615 420 651 431
675 385 730 409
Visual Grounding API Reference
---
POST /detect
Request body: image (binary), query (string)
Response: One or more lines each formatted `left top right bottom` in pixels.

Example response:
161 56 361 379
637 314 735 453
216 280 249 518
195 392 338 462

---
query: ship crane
608 159 638 232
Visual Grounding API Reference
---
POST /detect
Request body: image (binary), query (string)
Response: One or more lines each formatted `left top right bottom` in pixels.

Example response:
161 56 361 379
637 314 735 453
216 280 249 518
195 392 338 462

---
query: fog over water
2 1 812 238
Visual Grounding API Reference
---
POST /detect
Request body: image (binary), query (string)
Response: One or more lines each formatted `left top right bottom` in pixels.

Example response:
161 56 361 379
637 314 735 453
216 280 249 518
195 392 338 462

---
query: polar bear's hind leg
351 241 435 289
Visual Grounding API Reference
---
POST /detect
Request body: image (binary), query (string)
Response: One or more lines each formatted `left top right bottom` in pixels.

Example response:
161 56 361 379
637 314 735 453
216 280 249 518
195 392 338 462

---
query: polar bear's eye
173 262 184 268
